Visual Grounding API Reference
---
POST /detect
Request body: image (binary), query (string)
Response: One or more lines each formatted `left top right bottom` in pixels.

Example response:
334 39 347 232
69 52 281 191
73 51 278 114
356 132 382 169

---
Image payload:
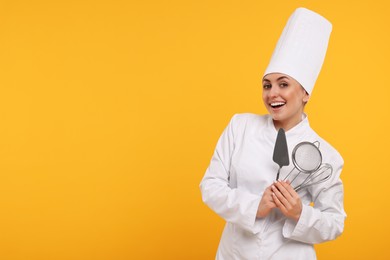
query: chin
270 113 283 121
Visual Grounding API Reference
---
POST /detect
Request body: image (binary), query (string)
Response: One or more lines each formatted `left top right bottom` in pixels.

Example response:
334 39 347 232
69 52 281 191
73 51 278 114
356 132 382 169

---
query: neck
273 114 305 131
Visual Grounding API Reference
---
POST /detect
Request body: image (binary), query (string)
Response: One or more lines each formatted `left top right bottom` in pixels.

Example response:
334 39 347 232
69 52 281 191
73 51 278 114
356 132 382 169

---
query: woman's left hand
271 180 302 221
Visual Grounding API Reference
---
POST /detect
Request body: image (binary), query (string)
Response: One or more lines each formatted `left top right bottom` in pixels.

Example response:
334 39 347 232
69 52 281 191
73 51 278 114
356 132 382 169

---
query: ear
303 91 310 103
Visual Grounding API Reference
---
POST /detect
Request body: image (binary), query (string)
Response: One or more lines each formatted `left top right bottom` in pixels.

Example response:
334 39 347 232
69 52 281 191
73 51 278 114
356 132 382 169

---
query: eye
263 84 271 89
279 82 288 88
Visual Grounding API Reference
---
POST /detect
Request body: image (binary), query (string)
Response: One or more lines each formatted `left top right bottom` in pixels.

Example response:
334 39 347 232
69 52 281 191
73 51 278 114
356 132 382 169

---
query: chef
200 7 346 260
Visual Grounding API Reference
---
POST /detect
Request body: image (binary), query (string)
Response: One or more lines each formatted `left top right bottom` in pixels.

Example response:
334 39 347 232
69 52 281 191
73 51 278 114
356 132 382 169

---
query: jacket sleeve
282 154 346 244
200 115 262 233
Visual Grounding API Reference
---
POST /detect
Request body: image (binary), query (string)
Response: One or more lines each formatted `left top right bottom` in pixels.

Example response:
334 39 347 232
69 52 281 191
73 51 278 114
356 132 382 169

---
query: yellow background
0 0 388 259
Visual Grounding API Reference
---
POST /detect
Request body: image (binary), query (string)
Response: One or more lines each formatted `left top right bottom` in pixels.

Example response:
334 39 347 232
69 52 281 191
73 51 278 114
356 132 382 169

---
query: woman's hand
271 180 302 221
256 186 277 218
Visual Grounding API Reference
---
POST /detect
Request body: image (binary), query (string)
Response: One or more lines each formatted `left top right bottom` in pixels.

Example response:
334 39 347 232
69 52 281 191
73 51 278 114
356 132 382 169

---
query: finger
272 192 287 212
280 181 299 198
274 181 294 200
267 190 277 206
263 187 276 206
271 184 289 207
277 182 302 212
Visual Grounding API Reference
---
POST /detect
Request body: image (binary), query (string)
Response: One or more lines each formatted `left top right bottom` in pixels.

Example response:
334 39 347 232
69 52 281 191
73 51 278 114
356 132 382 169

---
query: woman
200 8 346 260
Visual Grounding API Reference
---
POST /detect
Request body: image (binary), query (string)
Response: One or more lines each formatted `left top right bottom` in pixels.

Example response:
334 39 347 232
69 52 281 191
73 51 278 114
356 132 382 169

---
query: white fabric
200 113 346 260
263 8 332 95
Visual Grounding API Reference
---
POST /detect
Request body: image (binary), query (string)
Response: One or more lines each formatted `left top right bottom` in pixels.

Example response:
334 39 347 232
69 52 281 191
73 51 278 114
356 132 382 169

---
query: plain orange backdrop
0 0 389 259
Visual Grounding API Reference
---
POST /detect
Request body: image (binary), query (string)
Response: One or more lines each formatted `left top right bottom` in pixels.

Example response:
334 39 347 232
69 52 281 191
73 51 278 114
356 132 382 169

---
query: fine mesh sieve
292 141 322 173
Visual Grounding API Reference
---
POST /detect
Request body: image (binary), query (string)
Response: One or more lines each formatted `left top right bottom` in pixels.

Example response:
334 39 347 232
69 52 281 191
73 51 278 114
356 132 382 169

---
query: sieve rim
292 141 322 173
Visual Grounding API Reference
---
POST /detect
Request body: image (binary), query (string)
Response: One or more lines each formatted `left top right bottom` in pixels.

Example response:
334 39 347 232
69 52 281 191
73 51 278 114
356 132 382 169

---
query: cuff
282 204 311 238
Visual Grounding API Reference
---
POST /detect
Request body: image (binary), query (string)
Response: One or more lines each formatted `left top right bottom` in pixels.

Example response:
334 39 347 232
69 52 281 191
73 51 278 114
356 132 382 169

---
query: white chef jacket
200 113 346 260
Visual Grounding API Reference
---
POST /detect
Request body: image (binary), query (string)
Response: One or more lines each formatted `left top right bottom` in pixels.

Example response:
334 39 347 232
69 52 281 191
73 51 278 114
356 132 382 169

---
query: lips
270 102 286 108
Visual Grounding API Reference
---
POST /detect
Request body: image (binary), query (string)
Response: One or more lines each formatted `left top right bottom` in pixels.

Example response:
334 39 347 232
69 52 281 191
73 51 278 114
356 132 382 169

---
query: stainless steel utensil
294 163 333 191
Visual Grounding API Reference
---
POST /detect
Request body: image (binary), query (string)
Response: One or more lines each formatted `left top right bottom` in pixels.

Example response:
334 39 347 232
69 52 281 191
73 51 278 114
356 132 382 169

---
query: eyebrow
263 76 290 82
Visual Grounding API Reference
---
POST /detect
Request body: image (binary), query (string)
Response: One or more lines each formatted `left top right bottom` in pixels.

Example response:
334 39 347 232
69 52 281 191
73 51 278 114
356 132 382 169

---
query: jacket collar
266 113 310 139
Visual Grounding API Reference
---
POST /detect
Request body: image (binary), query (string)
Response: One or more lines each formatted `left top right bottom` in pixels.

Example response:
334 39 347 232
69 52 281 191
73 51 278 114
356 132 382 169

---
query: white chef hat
263 7 332 95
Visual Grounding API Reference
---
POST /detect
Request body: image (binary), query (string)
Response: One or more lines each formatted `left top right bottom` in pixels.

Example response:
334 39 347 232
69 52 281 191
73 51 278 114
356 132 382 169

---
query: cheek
262 93 268 105
262 90 268 100
292 95 306 108
289 91 304 102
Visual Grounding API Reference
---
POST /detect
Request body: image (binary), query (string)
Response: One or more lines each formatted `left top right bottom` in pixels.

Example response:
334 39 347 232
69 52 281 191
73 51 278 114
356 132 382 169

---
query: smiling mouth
270 102 286 108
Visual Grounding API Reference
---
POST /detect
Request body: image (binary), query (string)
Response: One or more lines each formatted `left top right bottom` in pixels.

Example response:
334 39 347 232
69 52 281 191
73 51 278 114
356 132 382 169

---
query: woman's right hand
256 186 277 218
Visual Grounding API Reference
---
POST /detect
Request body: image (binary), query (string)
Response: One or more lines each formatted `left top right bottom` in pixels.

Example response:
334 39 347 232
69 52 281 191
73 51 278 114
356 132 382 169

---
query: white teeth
271 102 285 107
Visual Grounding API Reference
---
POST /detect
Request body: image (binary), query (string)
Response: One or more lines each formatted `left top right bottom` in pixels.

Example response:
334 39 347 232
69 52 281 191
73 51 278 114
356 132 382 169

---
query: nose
268 86 279 98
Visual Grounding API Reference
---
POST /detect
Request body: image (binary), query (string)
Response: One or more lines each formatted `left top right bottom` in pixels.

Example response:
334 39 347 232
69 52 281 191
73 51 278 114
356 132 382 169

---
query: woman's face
262 73 309 130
